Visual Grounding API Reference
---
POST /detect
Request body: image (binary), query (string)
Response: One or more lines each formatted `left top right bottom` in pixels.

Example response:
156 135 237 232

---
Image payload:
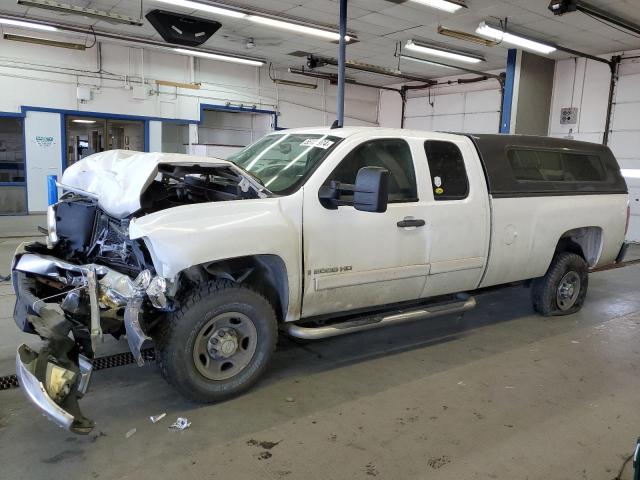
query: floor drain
0 348 155 392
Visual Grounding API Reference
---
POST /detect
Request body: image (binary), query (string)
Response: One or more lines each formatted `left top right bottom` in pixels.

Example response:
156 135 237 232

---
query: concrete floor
0 214 45 238
1 236 639 480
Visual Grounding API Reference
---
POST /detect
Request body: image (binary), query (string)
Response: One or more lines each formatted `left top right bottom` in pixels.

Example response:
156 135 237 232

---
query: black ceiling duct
146 9 221 47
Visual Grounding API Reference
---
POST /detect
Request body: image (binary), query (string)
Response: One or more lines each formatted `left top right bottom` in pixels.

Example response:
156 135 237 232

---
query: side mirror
354 166 389 213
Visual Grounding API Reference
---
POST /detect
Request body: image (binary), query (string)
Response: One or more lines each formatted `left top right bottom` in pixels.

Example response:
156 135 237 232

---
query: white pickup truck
11 127 630 433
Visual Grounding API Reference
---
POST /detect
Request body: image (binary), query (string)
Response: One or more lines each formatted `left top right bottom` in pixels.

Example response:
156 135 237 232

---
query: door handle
397 218 425 228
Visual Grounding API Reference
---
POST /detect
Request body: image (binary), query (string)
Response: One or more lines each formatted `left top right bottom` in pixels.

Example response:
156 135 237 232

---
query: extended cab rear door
301 135 430 318
418 135 491 297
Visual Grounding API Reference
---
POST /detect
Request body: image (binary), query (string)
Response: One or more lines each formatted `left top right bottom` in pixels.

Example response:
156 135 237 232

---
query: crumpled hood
61 150 230 218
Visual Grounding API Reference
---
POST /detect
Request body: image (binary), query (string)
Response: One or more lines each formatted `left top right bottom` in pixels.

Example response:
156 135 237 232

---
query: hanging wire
85 25 98 49
582 11 640 39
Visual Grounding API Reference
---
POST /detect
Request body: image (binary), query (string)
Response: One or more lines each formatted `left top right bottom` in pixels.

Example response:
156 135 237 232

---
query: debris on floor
125 428 137 439
285 396 295 402
169 417 191 431
149 413 166 423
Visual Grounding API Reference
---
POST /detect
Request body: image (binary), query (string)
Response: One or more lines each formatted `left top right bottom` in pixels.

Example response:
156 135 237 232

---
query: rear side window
325 138 417 203
424 140 469 201
508 149 607 183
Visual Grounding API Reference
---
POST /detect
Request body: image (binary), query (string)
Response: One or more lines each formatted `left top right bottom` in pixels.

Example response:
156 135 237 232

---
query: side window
424 140 469 201
325 138 418 203
508 149 607 183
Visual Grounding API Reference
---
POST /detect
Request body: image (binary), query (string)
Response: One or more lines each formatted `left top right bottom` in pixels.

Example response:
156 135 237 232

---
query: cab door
301 137 430 318
418 137 490 298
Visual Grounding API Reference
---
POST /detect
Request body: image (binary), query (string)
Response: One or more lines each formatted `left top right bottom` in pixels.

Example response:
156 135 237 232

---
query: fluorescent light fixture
475 22 557 54
151 0 247 19
273 79 317 89
3 33 86 50
408 0 464 13
0 17 57 31
72 119 97 124
401 54 455 69
173 48 264 66
438 25 498 47
152 0 350 42
17 0 143 26
248 16 348 42
405 40 484 63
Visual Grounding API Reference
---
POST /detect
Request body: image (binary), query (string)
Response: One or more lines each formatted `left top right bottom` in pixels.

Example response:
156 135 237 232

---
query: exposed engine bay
12 157 266 434
51 163 262 276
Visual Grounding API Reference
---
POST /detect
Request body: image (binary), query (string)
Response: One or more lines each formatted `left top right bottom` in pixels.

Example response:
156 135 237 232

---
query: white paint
549 49 640 240
378 70 503 132
0 39 379 130
626 176 640 243
130 193 304 322
46 126 628 323
480 194 628 288
148 121 162 153
24 111 62 212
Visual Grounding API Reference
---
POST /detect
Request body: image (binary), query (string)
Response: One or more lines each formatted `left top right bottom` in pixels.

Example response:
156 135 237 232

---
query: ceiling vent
146 9 221 47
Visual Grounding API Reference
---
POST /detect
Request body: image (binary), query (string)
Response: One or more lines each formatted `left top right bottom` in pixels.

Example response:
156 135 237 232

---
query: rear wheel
155 280 277 402
531 252 588 316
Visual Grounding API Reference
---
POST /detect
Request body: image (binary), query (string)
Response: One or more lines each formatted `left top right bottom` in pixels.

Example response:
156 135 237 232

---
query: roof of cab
274 126 464 140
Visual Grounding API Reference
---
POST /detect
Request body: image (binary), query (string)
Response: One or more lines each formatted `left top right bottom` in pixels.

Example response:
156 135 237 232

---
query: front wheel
531 252 589 316
155 280 277 402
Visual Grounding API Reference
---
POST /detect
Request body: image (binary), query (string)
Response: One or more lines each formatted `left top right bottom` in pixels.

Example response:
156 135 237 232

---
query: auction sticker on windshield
300 138 335 149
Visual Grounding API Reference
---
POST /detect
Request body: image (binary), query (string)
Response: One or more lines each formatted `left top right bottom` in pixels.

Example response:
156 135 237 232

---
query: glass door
0 117 26 214
65 116 144 167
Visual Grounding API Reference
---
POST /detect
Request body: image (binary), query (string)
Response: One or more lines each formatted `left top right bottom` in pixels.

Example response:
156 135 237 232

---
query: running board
283 296 476 340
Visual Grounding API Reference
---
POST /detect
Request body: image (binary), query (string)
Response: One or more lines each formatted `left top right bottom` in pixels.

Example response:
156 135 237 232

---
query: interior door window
424 140 469 201
324 138 418 203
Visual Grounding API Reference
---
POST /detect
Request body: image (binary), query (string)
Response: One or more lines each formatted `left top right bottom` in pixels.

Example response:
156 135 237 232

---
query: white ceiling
1 0 640 84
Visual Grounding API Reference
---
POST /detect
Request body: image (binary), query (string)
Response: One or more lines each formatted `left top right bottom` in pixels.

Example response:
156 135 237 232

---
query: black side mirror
354 167 389 213
318 182 341 210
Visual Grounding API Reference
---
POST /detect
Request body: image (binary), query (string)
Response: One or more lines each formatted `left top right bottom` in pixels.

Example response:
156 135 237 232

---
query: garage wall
549 49 640 242
378 72 503 134
23 111 63 212
0 37 379 128
549 50 640 167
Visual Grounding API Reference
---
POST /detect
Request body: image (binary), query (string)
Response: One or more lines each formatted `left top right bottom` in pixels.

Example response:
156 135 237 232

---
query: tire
155 279 277 403
531 252 589 316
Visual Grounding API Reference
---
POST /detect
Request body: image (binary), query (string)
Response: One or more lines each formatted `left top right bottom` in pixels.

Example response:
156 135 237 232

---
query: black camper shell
464 134 628 198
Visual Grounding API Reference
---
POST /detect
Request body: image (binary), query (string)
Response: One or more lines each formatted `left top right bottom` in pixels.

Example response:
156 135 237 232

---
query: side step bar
283 296 476 340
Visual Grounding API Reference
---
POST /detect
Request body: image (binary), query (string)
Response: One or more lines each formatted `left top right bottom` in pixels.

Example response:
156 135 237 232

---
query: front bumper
16 344 94 434
11 243 161 433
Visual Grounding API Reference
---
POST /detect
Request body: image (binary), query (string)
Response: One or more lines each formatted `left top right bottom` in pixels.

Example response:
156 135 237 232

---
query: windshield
228 133 342 194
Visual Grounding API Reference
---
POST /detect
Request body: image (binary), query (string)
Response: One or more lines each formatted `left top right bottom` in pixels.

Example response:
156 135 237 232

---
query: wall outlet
560 107 578 125
76 86 92 102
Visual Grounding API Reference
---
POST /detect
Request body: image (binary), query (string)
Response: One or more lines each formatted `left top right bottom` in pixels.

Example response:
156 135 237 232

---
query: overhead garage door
609 70 640 242
403 88 502 134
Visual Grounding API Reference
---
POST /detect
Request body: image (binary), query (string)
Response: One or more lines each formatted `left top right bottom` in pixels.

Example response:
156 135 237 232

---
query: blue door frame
5 103 279 214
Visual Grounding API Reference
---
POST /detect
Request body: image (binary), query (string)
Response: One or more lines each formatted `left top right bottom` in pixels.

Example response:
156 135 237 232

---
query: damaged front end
12 152 267 433
13 241 165 434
